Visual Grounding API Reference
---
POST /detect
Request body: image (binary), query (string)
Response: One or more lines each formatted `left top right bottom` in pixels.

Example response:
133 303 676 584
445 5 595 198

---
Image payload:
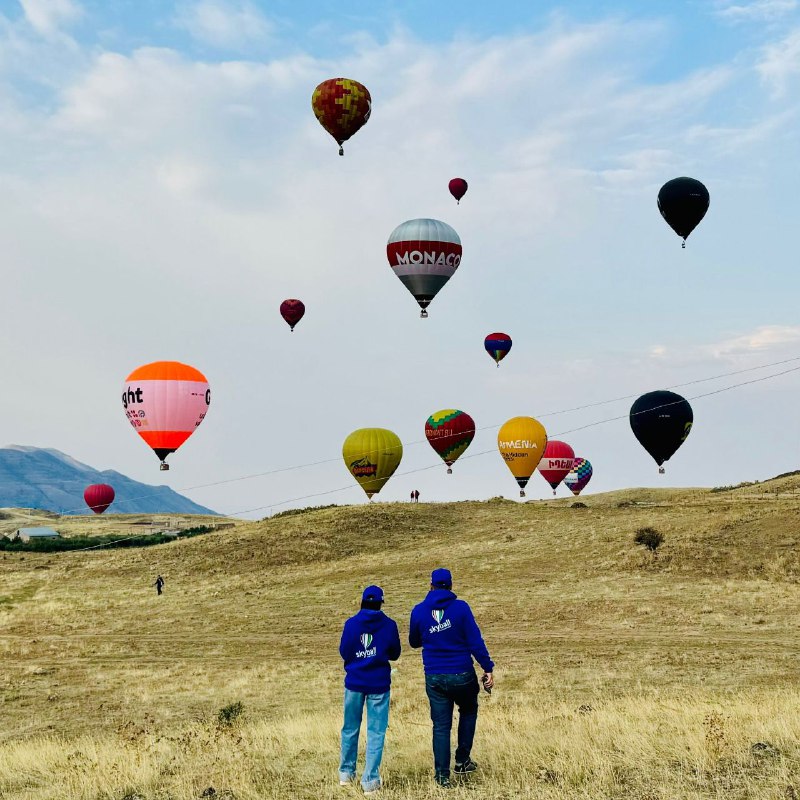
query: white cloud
715 0 798 22
174 0 273 49
758 27 800 96
650 326 800 364
19 0 81 36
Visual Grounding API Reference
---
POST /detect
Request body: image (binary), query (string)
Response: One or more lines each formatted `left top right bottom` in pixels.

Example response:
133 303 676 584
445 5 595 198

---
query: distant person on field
409 568 494 788
154 575 164 596
339 585 401 796
410 491 415 503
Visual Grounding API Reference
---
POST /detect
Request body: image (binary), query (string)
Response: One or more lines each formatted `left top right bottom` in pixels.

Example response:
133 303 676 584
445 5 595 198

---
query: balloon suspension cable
659 467 665 474
339 145 344 156
420 309 428 318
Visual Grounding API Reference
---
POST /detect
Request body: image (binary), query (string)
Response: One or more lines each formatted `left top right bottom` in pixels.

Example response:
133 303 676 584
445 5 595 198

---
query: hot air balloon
538 440 575 495
311 78 372 156
123 361 210 470
448 178 468 204
484 332 512 367
425 409 475 474
280 299 305 331
84 484 115 514
386 218 462 318
657 177 709 247
497 416 547 497
564 457 593 496
630 390 693 473
342 428 402 499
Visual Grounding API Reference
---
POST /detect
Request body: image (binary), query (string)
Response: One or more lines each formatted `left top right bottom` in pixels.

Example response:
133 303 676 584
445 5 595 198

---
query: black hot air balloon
630 390 693 473
657 177 709 247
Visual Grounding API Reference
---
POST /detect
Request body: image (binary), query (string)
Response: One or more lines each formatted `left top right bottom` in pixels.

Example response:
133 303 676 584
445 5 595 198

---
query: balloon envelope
425 409 475 472
484 332 512 366
538 440 575 493
657 177 709 244
564 457 593 496
342 428 402 498
84 483 115 514
386 218 462 317
497 416 548 497
448 178 468 203
280 299 305 331
630 390 693 469
123 361 210 468
311 78 371 155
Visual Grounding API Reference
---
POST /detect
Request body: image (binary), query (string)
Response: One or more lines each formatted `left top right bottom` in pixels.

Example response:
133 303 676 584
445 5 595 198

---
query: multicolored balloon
311 78 372 156
280 299 305 332
564 457 593 496
448 178 468 204
657 177 709 247
386 218 462 318
122 361 210 470
630 390 693 473
497 416 548 497
342 428 402 499
425 409 475 474
484 332 512 367
538 440 575 495
84 484 115 514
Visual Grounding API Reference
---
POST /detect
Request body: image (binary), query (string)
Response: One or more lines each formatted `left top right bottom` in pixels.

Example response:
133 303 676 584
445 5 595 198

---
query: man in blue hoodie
339 585 402 795
409 568 494 788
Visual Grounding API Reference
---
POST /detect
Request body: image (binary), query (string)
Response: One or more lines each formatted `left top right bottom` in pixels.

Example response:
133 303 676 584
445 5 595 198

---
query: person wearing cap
338 585 402 795
409 568 494 788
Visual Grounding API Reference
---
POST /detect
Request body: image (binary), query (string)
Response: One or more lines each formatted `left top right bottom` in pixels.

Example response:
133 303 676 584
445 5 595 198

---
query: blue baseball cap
362 585 384 603
431 568 452 588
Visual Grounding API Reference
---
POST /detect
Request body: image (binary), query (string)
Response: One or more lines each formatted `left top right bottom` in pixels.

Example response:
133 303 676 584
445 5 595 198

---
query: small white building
13 527 60 542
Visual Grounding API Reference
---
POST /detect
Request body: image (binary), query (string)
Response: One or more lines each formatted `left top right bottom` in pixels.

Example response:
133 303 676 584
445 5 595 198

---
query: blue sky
0 0 798 515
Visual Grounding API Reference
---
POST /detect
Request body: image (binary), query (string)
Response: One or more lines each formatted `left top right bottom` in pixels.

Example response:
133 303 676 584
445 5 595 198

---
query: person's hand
482 672 494 690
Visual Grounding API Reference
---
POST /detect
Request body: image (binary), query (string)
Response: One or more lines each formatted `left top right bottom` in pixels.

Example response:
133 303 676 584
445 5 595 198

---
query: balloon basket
159 463 170 471
658 467 665 474
420 309 428 318
447 467 452 475
519 490 526 498
552 489 557 496
338 146 344 156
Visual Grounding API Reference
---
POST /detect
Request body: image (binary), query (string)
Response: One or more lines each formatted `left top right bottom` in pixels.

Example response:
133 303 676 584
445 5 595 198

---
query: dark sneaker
435 775 452 788
454 758 478 774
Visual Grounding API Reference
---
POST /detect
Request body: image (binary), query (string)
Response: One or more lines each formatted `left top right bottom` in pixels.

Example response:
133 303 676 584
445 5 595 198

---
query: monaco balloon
425 409 475 474
657 177 709 247
280 299 305 331
630 390 693 473
448 178 468 204
497 416 548 497
484 332 512 367
342 428 403 499
311 78 372 156
564 457 593 496
123 361 210 470
538 440 575 495
386 218 462 317
84 483 115 514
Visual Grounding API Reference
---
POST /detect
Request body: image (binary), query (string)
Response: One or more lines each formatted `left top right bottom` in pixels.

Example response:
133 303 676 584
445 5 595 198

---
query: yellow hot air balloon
342 428 403 499
497 417 548 497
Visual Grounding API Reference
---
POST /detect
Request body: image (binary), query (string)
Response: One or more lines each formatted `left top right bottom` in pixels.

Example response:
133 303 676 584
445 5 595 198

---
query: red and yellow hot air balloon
425 409 475 474
538 440 575 495
122 361 210 470
84 483 115 514
312 78 372 156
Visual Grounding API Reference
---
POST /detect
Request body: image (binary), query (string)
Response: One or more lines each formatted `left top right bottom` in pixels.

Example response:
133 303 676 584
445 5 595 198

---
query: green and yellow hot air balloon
342 428 403 499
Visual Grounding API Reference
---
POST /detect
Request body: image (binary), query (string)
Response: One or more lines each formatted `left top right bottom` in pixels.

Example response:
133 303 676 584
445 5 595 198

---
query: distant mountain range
0 445 218 515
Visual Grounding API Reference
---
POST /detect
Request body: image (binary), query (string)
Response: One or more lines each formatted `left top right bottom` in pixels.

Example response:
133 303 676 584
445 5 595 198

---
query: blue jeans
425 671 479 780
339 688 390 791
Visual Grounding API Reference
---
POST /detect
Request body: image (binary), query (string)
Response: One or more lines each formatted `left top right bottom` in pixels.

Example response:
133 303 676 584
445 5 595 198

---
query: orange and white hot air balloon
122 361 210 470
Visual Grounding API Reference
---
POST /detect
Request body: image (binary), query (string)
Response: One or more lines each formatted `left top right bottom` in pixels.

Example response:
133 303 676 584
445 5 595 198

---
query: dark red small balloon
280 299 305 331
448 178 468 204
84 484 115 514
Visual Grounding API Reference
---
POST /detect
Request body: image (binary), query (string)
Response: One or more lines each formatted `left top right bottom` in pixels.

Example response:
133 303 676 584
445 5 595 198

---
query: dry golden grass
3 479 800 798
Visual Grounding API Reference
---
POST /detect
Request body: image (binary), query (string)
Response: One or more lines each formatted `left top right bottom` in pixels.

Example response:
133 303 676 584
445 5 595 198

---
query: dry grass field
3 477 800 799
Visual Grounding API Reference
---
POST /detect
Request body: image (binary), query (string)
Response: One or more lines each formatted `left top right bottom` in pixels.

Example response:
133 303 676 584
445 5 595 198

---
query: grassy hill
2 482 800 799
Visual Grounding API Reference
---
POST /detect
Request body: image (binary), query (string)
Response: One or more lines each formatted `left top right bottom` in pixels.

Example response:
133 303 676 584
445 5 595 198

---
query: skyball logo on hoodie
430 608 452 634
356 632 377 658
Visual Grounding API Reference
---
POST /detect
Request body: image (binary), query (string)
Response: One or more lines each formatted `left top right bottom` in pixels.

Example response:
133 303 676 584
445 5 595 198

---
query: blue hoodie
340 609 401 694
409 589 494 675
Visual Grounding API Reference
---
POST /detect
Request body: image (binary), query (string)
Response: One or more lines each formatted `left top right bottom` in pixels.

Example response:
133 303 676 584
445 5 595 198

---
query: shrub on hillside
571 502 588 509
634 527 663 551
267 504 339 520
217 701 245 728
